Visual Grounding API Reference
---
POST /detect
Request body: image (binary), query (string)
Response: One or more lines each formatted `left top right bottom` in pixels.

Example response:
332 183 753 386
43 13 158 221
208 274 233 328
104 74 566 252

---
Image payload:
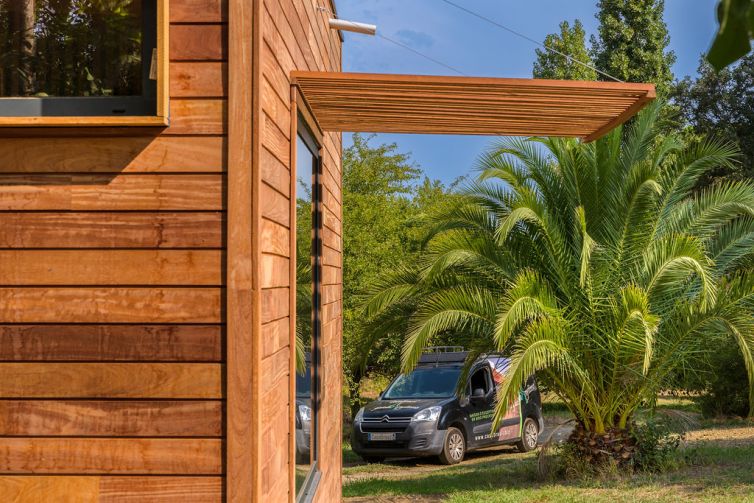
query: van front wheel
439 427 465 465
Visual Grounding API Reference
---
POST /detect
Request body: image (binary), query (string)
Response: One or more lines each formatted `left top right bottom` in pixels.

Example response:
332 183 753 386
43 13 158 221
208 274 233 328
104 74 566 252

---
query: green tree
591 0 676 95
673 55 754 181
533 20 596 81
323 134 455 414
365 103 754 465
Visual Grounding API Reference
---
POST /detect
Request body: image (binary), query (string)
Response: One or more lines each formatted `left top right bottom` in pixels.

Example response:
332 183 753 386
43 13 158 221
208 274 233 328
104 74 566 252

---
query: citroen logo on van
380 415 390 423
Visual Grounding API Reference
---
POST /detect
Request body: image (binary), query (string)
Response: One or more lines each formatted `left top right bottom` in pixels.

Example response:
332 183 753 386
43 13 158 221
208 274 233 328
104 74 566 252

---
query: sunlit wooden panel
291 72 655 141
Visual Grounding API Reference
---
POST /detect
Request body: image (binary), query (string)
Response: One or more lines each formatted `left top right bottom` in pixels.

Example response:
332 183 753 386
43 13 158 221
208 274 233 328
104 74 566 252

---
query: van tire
438 427 465 465
516 417 539 452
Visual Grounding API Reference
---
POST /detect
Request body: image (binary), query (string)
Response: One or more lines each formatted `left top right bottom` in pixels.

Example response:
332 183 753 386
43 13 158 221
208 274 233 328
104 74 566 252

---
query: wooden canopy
291 72 656 141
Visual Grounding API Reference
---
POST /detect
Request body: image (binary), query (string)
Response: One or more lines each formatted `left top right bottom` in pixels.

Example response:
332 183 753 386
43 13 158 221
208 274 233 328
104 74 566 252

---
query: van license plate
368 432 396 441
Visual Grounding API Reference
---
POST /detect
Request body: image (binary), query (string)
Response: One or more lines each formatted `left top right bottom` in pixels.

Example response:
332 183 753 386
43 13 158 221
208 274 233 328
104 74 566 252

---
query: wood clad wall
0 0 228 500
259 0 342 501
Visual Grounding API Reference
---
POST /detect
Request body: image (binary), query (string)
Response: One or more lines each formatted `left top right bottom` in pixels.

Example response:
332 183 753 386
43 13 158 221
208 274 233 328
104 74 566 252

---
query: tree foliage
295 134 455 413
673 55 754 181
365 103 754 443
590 0 676 95
533 20 596 81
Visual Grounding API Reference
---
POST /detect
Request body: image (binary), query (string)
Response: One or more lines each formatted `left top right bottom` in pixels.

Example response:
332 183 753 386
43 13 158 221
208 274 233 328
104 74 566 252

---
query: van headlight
298 404 312 422
354 407 364 423
411 406 441 422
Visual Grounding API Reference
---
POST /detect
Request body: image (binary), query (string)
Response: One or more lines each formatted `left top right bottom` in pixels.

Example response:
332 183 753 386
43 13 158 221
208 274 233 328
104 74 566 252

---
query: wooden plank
0 250 222 285
261 287 289 324
0 116 167 128
260 254 289 289
0 212 223 249
0 288 221 323
0 475 222 503
0 136 225 173
0 476 99 502
261 218 289 256
157 0 170 119
0 325 222 361
0 174 223 211
170 62 228 98
168 99 226 135
0 438 222 474
99 477 223 501
0 476 224 502
261 145 290 197
261 110 290 167
170 24 227 61
0 363 222 398
226 0 257 497
261 181 290 227
291 71 656 138
171 0 227 22
0 401 222 436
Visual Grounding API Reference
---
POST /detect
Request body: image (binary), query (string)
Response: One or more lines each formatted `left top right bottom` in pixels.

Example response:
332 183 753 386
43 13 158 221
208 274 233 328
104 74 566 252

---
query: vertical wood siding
259 1 342 501
0 0 228 499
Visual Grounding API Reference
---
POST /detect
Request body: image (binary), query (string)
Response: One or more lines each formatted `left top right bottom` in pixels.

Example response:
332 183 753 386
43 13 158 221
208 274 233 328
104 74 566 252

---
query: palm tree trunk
568 422 637 465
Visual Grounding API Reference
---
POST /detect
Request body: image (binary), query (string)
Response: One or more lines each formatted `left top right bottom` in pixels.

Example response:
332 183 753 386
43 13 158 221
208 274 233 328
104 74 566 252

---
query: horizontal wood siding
0 0 228 499
259 1 342 501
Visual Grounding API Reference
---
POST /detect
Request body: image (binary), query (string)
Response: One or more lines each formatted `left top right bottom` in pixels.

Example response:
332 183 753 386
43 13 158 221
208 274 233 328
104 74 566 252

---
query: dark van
351 348 544 464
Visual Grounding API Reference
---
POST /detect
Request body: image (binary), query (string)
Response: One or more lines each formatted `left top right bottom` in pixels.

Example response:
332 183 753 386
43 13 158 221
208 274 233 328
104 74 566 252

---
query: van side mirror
471 388 485 401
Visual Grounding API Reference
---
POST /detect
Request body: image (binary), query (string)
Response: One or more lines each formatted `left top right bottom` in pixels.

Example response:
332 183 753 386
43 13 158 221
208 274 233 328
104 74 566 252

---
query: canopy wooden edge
291 71 656 142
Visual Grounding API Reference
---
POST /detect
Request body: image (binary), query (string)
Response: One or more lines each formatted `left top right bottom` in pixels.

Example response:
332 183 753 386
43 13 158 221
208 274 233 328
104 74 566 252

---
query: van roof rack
418 346 468 366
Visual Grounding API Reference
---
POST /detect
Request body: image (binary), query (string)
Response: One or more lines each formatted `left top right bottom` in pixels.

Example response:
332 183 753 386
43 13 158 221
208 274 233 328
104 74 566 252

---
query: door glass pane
295 131 319 496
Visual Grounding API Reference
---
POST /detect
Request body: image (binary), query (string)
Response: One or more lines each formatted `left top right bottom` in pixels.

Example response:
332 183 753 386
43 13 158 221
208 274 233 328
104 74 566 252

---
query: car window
469 367 490 395
383 367 462 399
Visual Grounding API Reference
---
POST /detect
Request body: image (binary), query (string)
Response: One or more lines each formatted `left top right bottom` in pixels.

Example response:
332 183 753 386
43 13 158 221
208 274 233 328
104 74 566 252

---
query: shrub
694 344 750 418
631 418 684 472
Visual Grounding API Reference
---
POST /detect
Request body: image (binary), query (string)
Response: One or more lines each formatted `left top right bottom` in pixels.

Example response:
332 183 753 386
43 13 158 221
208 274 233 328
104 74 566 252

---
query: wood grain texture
0 174 223 211
0 438 222 474
0 400 222 436
226 0 257 497
170 25 227 61
0 325 222 361
167 99 226 135
0 476 99 502
0 363 222 398
99 476 223 501
171 0 227 22
0 288 221 323
291 71 656 139
0 250 222 286
0 137 225 173
0 476 224 502
170 62 228 98
0 212 223 249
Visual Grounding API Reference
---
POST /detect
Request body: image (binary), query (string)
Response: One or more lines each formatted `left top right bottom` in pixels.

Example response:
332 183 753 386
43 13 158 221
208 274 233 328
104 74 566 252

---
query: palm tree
363 103 754 463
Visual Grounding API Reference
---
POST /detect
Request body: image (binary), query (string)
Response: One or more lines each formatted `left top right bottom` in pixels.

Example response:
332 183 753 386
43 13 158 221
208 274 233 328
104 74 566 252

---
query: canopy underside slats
291 72 656 141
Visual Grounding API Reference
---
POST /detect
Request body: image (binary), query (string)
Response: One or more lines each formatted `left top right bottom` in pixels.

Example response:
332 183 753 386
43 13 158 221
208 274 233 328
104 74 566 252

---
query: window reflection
0 0 147 98
295 129 320 497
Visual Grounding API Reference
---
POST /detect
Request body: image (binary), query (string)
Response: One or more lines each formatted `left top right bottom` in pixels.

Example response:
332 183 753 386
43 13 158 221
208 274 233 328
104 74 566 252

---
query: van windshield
383 367 461 399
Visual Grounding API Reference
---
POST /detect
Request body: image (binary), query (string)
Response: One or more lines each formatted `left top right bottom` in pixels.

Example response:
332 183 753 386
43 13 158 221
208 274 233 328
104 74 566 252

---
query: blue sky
337 0 719 185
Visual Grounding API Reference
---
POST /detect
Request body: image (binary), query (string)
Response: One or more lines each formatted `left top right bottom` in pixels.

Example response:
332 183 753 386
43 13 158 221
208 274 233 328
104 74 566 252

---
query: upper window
0 0 160 117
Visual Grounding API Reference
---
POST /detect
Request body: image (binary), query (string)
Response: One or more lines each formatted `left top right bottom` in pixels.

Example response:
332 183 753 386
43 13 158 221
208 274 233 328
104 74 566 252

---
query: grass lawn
342 401 754 502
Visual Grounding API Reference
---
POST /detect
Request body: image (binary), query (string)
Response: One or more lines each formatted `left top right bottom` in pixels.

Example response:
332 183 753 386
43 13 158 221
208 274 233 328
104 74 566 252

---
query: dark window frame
0 0 158 117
